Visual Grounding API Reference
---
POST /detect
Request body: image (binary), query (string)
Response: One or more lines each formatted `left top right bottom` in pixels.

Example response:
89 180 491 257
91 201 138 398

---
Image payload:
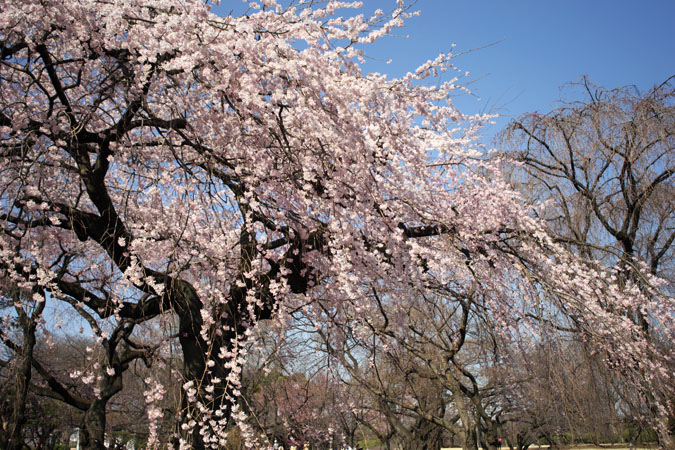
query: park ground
439 446 657 450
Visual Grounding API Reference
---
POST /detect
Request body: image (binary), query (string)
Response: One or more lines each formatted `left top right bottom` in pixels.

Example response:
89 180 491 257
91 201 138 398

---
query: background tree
0 285 45 450
503 76 675 294
493 337 629 449
502 76 675 446
300 262 626 450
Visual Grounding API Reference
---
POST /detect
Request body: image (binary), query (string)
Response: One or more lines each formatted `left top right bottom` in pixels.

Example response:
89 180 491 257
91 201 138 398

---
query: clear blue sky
219 0 675 140
360 0 675 138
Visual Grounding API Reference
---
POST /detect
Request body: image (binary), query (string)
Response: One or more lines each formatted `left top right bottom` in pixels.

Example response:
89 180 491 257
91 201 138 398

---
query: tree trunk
175 283 235 450
479 420 500 450
2 294 45 450
5 339 32 450
79 371 123 450
461 428 479 450
80 400 108 450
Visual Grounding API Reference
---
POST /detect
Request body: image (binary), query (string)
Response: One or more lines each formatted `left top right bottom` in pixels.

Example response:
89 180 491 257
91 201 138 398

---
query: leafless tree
302 286 511 450
503 76 674 296
501 75 675 446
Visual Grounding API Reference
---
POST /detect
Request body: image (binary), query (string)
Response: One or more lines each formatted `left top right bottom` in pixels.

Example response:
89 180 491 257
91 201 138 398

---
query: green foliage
621 426 659 443
357 438 381 449
579 432 600 443
637 428 658 443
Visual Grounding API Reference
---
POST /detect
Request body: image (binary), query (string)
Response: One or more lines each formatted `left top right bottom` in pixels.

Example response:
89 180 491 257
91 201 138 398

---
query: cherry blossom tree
1 1 673 449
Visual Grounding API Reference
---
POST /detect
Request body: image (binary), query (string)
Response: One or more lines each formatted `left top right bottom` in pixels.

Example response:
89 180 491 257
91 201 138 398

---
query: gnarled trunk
80 401 107 450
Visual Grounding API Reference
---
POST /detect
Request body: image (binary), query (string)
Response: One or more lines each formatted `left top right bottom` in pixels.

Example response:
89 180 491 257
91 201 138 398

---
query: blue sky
358 0 675 138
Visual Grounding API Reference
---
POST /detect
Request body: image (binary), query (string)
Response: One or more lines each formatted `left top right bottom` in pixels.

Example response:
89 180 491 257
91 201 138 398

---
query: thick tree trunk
179 331 236 449
80 400 107 450
171 228 307 448
479 421 501 450
175 283 235 450
5 339 33 450
448 379 477 450
79 373 123 450
397 405 445 450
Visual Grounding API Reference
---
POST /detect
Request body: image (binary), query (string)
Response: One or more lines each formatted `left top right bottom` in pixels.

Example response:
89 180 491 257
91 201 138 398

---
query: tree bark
80 400 107 450
1 292 45 450
461 427 478 450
